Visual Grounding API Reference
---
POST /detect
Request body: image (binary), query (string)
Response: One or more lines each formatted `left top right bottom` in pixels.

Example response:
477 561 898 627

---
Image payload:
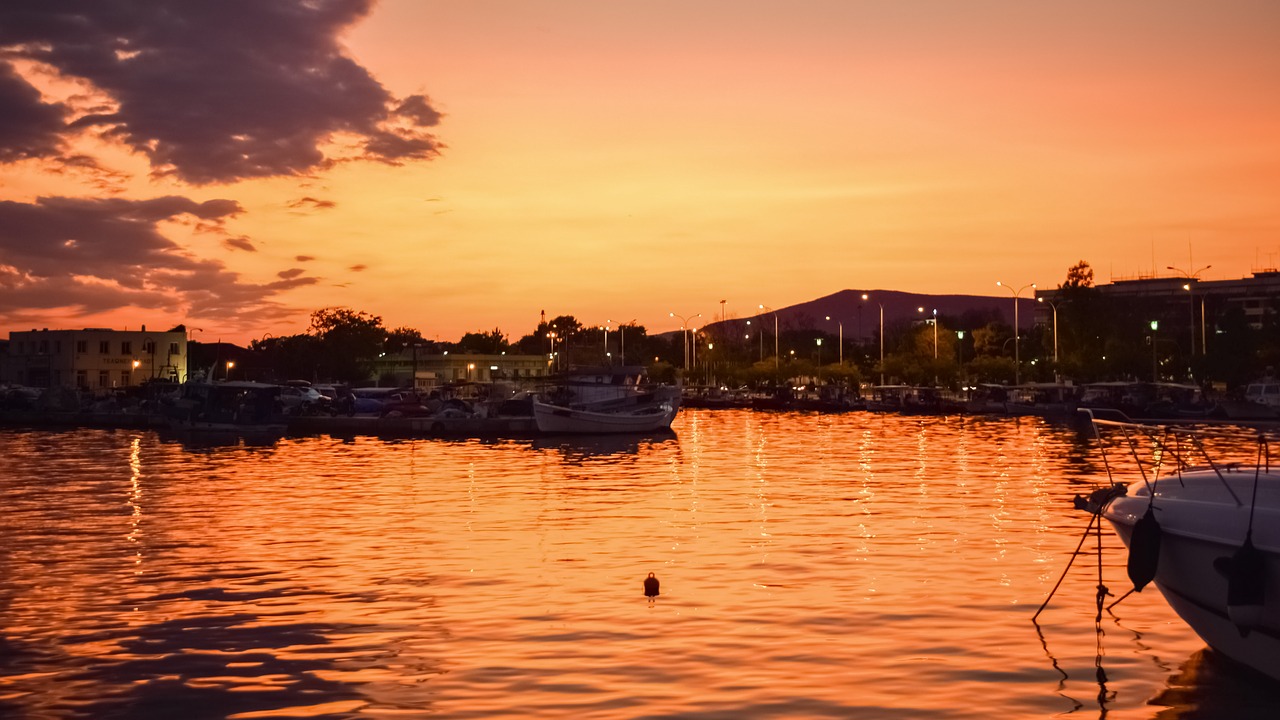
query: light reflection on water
1 411 1277 719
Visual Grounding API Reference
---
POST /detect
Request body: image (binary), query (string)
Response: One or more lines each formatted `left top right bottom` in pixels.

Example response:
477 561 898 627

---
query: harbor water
2 410 1277 719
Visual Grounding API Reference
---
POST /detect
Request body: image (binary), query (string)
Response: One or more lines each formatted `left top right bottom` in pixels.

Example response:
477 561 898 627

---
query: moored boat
533 365 681 434
1090 417 1280 681
531 398 678 434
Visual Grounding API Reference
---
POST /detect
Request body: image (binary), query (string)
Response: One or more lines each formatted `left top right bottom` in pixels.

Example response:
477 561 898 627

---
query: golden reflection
127 435 144 573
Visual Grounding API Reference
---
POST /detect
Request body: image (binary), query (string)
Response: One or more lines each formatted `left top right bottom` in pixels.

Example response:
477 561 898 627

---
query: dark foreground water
2 410 1278 719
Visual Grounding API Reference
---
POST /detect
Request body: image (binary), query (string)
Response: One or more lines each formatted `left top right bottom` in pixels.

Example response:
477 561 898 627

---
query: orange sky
2 1 1279 344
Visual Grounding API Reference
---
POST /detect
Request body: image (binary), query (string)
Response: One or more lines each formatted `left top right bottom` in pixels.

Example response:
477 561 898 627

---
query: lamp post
917 307 937 358
997 281 1036 384
225 360 235 381
825 315 843 365
1150 320 1159 382
759 304 779 371
863 293 883 385
599 320 612 365
669 311 701 370
749 321 762 362
1037 297 1058 365
1167 264 1210 357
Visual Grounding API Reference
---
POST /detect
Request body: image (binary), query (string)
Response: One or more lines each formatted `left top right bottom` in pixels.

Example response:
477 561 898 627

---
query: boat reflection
1147 649 1280 719
531 429 678 459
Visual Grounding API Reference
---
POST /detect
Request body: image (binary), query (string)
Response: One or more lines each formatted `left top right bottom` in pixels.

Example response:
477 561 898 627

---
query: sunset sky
2 1 1279 345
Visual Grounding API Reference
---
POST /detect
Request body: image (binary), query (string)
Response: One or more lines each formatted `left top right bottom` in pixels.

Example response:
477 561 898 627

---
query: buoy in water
1127 505 1161 592
1223 534 1266 637
644 572 660 598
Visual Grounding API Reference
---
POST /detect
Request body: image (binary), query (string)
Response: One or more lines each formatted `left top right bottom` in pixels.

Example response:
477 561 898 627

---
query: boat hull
1105 470 1280 681
532 400 678 434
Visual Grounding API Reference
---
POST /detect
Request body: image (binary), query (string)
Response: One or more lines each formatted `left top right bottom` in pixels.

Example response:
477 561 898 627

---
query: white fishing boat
533 365 681 434
1089 417 1280 681
532 398 678 434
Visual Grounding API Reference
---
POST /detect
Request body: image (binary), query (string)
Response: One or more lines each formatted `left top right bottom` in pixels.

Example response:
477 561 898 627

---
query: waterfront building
1 327 188 389
1035 269 1280 352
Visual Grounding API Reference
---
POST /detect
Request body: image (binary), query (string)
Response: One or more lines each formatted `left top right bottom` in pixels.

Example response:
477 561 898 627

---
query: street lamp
825 315 843 365
1168 264 1210 357
669 311 701 370
997 281 1036 384
863 293 884 385
225 360 235 381
917 307 937 359
1150 320 1159 382
599 320 611 364
759 304 779 370
1037 296 1059 365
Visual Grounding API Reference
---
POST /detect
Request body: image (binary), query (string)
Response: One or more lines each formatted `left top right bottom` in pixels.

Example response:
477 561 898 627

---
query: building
1035 269 1280 353
2 327 189 389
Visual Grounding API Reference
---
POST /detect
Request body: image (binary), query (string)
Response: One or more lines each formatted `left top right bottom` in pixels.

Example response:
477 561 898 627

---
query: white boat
533 365 681 434
1091 417 1280 681
532 398 678 434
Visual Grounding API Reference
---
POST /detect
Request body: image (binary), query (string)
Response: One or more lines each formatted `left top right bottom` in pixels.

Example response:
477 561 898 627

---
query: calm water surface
2 410 1278 719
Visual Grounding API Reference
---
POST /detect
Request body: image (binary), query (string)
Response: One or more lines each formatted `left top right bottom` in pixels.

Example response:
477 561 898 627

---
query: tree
385 326 430 354
309 307 387 383
457 328 508 354
1063 260 1094 289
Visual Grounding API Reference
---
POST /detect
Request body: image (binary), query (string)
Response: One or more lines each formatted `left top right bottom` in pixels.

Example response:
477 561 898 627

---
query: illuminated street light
997 281 1036 384
669 311 702 370
863 293 884 385
759 304 779 371
1037 296 1058 365
1168 264 1210 357
825 315 843 365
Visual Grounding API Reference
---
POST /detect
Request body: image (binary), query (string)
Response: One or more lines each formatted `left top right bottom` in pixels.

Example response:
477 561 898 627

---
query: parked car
279 385 330 415
378 391 432 418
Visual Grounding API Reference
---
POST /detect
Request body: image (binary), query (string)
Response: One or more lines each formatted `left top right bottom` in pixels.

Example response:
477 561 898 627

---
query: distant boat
1090 416 1280 681
533 365 680 434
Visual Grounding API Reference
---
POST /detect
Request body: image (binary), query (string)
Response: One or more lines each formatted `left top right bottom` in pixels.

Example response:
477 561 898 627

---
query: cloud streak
0 196 315 322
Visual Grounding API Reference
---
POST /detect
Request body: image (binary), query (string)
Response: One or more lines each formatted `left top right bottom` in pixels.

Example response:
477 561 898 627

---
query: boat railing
1081 409 1272 506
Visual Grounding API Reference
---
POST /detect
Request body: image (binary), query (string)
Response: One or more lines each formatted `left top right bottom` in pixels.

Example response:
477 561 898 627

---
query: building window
39 340 48 354
99 370 110 388
121 370 131 387
76 340 87 353
121 341 132 355
99 341 110 354
169 342 180 356
76 370 87 388
54 341 61 354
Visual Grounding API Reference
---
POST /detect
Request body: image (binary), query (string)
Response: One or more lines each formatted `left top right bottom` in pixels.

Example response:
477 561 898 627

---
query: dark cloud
278 268 305 280
295 255 316 262
349 264 367 272
223 236 256 252
0 1 443 184
288 196 337 210
0 61 69 161
0 195 313 321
